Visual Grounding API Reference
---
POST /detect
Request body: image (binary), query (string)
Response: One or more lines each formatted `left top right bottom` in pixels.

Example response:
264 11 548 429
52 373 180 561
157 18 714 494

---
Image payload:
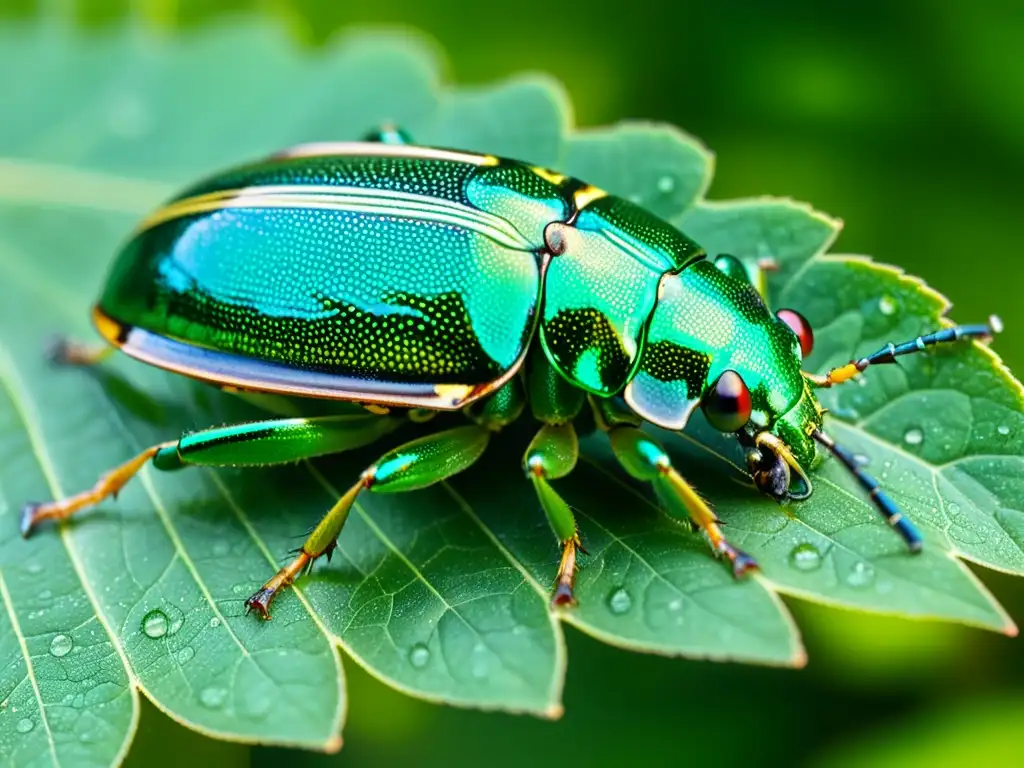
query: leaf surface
0 17 1020 767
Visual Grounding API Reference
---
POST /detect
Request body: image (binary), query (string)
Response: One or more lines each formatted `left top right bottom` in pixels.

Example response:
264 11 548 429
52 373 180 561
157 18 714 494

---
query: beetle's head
699 305 824 502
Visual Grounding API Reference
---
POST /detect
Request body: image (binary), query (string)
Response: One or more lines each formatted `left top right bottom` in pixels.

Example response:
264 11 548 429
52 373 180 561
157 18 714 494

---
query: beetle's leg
808 316 1003 388
607 425 758 577
20 413 401 537
46 336 114 366
246 425 491 618
712 254 777 302
361 124 414 145
523 350 588 605
524 423 582 606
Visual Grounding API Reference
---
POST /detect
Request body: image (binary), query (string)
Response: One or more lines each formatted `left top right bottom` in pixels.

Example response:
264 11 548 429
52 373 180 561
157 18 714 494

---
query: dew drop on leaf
878 295 897 316
142 609 169 639
852 453 870 467
212 540 230 557
607 587 633 614
998 424 1011 436
16 718 34 734
199 686 227 709
38 590 53 601
176 646 195 665
845 561 876 589
903 428 924 446
788 543 823 572
26 562 42 575
209 617 221 628
408 644 430 669
49 634 73 658
657 175 675 193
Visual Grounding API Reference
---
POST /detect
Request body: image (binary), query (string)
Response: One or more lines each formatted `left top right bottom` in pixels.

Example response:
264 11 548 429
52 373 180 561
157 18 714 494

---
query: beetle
21 129 1000 618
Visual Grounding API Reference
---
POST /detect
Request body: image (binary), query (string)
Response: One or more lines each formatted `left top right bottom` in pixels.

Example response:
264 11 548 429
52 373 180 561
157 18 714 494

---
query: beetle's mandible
21 129 1001 616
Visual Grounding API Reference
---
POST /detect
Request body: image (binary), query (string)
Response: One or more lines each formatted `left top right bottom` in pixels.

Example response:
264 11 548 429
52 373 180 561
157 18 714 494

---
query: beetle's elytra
22 130 1001 617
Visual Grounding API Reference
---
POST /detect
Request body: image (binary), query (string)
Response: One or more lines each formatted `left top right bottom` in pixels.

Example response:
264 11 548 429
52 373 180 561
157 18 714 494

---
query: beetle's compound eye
702 370 752 433
776 308 814 358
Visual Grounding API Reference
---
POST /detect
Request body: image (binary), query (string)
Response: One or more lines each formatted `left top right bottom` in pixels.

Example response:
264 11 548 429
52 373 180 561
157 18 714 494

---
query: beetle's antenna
811 430 923 552
805 316 1002 388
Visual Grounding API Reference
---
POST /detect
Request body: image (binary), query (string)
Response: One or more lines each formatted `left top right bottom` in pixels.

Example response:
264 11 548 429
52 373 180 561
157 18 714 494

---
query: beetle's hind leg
45 335 114 366
20 413 401 537
246 425 491 618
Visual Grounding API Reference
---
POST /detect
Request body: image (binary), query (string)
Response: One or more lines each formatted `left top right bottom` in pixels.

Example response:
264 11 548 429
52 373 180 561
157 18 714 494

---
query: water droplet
408 644 430 669
997 424 1011 436
852 453 870 467
26 562 42 575
38 590 53 601
142 609 169 639
903 428 924 446
209 617 221 628
607 587 633 615
16 717 34 733
199 686 227 709
176 646 195 665
947 502 962 516
878 296 897 316
212 540 230 557
788 543 823 572
470 644 489 679
49 634 73 658
845 561 876 589
232 583 247 595
656 175 675 193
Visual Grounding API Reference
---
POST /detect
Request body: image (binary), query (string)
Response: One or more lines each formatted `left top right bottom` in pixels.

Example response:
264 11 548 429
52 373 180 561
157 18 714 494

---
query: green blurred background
4 0 1024 765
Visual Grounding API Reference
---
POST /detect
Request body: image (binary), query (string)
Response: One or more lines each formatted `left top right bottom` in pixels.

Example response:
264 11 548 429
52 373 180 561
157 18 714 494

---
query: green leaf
0 16 1021 767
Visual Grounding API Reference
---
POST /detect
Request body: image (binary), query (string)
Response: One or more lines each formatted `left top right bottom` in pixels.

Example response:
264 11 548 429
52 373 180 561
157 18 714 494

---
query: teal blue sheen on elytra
99 149 572 401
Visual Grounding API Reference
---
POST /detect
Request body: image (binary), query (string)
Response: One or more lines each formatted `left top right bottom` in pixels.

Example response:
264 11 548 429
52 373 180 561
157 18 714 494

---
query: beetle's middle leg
245 424 492 618
522 350 588 605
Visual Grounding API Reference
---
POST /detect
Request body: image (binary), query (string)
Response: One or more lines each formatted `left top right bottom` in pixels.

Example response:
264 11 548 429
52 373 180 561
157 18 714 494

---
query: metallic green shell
98 144 569 408
96 141 810 440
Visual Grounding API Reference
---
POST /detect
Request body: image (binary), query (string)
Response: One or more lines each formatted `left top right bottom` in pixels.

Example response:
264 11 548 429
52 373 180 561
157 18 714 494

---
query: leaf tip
1002 619 1019 638
324 734 344 754
544 702 566 720
790 647 809 669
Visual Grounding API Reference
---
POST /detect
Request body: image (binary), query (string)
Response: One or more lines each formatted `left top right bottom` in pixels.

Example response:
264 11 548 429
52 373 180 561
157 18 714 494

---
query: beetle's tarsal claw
246 551 311 620
551 536 581 608
20 503 42 538
551 581 577 608
244 589 275 620
726 548 759 578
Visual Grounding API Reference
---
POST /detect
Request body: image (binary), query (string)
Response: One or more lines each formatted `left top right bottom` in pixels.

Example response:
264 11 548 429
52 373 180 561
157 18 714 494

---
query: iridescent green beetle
22 131 1000 617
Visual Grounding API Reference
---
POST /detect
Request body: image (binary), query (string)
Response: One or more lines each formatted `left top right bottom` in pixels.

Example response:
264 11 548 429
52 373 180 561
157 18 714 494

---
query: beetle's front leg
246 425 491 618
607 425 758 577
